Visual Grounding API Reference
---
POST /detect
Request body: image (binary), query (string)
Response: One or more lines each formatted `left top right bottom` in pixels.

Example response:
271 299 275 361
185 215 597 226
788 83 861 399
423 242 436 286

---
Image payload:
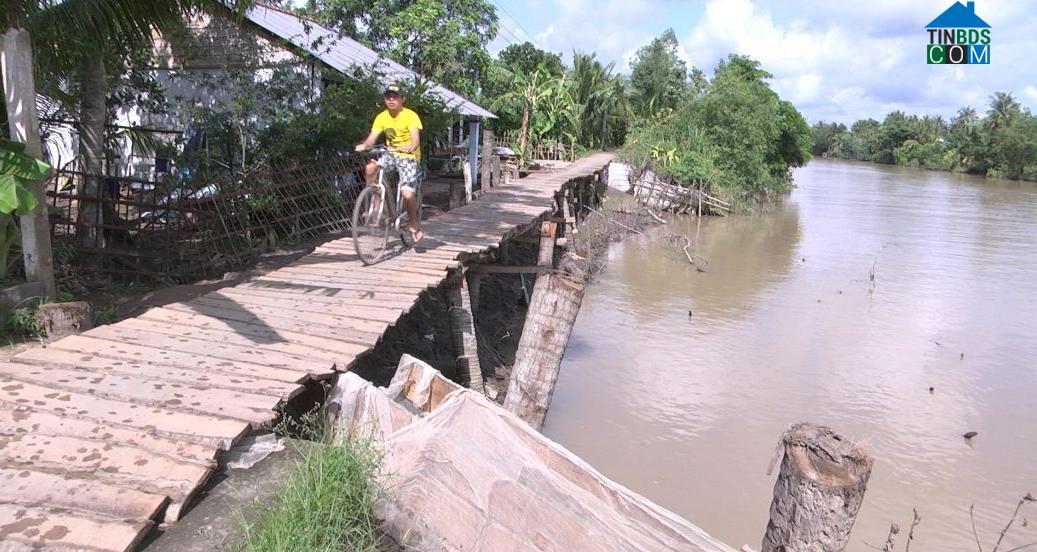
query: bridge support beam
448 272 484 393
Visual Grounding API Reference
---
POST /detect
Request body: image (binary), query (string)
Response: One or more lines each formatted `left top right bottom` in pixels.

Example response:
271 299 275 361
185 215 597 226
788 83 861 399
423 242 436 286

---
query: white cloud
677 0 1037 122
493 0 1037 123
535 25 556 44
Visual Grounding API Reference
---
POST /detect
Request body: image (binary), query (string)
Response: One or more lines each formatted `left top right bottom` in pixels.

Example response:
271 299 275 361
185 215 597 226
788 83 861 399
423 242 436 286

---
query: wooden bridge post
465 270 482 313
490 154 501 188
762 423 874 552
536 221 557 267
480 129 493 192
466 118 480 203
503 250 588 430
447 273 485 393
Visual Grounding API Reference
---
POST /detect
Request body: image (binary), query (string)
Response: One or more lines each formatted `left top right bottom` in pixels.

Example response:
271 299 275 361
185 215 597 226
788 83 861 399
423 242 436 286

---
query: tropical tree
489 65 563 165
987 91 1021 130
629 29 687 116
498 42 563 77
307 0 499 97
568 52 631 148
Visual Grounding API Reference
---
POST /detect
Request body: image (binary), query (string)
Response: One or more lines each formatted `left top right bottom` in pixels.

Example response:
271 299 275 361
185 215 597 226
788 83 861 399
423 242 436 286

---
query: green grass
241 438 384 552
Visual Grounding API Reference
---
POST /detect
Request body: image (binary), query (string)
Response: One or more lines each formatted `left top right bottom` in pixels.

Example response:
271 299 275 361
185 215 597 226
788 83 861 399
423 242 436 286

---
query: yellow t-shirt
371 108 423 159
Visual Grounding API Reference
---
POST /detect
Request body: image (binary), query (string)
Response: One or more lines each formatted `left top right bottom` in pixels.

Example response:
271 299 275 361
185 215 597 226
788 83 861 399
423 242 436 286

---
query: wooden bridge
0 153 613 551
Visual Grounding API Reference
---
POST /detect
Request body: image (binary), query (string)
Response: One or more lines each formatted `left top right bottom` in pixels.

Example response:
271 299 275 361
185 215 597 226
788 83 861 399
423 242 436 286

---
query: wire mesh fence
46 153 373 282
497 130 577 162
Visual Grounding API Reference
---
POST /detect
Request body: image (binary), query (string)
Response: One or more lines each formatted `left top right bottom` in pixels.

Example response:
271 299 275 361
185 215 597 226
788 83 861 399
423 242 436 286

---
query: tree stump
762 423 873 552
503 252 588 430
35 301 93 340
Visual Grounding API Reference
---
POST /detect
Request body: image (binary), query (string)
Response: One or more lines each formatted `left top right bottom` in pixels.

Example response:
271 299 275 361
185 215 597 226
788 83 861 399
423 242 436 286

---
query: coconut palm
569 52 632 148
987 91 1021 130
952 106 978 128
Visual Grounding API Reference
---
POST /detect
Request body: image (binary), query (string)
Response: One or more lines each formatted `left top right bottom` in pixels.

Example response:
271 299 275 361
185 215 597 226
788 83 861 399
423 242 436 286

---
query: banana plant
0 139 52 278
0 139 50 215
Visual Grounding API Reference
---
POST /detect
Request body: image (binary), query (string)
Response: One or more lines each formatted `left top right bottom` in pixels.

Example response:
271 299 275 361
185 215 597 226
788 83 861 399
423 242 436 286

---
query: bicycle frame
370 163 407 234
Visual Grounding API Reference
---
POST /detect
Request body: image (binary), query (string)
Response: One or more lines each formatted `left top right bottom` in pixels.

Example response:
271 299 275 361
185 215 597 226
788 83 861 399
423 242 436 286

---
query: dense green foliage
306 0 498 97
620 54 812 207
812 92 1037 179
628 29 688 116
179 57 452 175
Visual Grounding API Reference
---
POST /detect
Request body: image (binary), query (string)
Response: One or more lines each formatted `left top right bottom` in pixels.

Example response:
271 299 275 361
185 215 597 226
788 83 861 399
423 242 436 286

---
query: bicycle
352 145 424 265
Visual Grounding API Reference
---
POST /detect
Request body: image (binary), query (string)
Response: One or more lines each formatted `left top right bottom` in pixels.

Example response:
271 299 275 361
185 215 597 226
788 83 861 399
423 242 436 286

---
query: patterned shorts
377 153 420 193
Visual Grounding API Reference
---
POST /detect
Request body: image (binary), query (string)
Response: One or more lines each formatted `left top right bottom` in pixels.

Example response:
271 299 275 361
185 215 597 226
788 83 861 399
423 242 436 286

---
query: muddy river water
543 159 1037 551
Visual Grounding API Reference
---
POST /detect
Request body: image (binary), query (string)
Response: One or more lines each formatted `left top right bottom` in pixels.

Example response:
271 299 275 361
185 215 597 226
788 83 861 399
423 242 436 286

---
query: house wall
42 7 325 181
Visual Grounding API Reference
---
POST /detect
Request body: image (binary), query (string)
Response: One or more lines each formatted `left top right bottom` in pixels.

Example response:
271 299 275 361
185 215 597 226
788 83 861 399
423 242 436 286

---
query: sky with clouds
488 0 1037 124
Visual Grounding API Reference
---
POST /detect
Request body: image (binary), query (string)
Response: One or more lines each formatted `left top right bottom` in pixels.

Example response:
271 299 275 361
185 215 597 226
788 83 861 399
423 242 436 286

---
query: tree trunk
761 423 874 552
518 104 530 166
77 54 107 247
2 26 57 298
503 251 588 430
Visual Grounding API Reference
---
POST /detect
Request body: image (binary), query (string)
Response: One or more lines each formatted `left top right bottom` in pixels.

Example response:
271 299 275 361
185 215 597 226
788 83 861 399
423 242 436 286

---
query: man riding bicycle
355 83 424 242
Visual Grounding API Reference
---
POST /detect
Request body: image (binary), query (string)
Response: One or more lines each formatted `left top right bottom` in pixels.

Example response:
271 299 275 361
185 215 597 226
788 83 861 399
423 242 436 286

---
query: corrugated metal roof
244 4 496 119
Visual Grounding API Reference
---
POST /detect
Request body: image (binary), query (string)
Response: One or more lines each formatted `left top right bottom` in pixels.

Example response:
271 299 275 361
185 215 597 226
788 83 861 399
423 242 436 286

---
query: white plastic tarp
329 354 736 552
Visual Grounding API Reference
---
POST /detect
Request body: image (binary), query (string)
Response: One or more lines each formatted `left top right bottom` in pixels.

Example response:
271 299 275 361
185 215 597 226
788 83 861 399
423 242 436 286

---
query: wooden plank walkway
0 152 613 551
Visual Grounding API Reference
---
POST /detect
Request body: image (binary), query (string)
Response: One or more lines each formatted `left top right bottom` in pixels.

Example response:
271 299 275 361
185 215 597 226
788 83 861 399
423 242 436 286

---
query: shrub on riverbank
619 55 812 209
241 439 383 552
811 92 1037 180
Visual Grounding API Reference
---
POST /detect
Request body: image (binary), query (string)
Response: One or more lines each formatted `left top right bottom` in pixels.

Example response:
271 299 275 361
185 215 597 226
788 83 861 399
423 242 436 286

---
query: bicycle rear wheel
352 186 391 265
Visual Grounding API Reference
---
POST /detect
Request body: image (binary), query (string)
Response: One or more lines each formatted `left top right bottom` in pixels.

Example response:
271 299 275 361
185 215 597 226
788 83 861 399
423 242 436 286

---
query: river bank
820 154 1037 182
545 158 1037 551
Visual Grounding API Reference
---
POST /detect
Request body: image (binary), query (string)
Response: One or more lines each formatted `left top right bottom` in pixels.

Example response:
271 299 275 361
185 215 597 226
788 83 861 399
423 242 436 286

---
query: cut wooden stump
761 423 874 552
35 301 92 340
503 252 588 430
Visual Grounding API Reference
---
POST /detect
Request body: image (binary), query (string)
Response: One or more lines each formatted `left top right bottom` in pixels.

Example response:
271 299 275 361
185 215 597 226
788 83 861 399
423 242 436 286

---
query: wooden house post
2 27 56 299
466 118 480 203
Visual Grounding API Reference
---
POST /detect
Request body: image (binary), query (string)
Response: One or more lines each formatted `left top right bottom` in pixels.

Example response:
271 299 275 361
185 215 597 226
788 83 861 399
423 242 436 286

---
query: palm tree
955 106 978 125
569 52 632 148
987 91 1021 130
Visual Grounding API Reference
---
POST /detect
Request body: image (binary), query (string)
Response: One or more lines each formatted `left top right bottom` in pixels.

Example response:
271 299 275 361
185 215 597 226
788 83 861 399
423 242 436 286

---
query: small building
42 2 495 181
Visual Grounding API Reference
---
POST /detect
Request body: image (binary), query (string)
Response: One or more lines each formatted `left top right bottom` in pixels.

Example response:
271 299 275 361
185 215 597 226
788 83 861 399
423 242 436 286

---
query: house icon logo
926 1 991 64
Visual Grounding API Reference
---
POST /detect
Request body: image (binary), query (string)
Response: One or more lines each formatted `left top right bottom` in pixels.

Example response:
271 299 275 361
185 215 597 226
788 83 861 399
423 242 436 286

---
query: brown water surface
543 159 1037 551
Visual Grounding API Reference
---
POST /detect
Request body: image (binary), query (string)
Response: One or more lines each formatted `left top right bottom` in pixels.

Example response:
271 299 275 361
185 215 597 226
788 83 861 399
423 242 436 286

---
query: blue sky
487 0 1037 124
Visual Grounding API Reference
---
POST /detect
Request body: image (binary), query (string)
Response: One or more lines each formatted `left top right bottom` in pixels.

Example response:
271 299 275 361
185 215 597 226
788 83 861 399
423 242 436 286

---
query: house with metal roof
243 4 494 119
42 2 495 181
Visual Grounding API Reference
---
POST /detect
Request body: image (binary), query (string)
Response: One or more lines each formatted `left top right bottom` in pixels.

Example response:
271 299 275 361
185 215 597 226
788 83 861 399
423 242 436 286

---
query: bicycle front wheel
352 186 391 265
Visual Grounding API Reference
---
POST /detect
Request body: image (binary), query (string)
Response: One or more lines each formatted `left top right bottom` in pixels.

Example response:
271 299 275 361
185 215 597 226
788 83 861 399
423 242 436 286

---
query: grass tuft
241 438 384 552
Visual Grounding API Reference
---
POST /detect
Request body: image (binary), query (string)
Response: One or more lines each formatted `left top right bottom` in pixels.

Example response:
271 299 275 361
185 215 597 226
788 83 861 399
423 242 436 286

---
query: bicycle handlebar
356 145 400 156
